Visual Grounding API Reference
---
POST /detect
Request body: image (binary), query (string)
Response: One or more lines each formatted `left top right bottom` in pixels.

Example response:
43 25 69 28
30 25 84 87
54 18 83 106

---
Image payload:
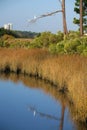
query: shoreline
0 48 87 123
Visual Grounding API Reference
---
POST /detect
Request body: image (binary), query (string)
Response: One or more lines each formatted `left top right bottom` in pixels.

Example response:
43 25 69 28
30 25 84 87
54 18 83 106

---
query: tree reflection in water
0 73 87 130
27 103 66 130
27 106 60 121
59 103 65 130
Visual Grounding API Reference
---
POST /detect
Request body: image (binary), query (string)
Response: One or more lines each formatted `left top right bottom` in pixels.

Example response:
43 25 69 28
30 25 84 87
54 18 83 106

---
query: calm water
0 74 77 130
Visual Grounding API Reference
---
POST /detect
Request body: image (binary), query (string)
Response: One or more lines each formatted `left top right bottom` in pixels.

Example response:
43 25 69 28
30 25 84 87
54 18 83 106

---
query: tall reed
0 48 87 123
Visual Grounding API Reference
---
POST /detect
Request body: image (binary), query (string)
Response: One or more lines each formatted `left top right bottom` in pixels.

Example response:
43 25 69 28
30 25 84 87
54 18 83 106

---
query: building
4 23 13 30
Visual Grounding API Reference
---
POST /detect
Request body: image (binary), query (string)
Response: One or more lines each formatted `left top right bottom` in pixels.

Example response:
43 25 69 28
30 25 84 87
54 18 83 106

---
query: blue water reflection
0 79 76 130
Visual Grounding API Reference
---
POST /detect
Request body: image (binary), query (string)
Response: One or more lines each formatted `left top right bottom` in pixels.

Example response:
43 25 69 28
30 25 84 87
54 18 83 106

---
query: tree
61 0 68 35
73 0 87 33
58 0 68 35
28 0 68 35
80 0 83 36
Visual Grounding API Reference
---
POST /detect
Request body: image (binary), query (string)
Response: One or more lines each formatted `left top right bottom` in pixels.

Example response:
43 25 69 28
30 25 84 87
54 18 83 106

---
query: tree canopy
73 0 87 32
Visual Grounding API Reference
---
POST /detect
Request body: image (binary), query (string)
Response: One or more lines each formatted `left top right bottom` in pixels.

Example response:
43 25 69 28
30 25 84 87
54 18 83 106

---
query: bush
56 31 64 42
56 40 65 53
82 47 87 56
64 38 81 53
49 40 65 54
0 41 5 47
1 34 14 40
56 44 64 54
49 34 59 44
68 31 80 39
49 44 57 54
30 32 61 48
77 44 87 53
80 37 87 46
30 38 43 48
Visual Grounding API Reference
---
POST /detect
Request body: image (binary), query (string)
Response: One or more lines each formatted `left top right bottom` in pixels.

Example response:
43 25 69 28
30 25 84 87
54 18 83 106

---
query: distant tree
0 27 39 38
73 0 87 33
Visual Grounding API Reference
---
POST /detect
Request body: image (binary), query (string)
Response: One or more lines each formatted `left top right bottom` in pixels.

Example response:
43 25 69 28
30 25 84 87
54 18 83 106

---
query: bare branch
28 10 62 23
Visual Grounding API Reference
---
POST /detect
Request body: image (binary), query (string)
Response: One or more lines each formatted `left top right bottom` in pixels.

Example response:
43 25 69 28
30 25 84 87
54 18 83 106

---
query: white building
4 23 13 30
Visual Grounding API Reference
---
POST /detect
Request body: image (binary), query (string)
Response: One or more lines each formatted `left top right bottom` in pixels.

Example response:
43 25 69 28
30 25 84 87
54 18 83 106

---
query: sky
0 0 79 33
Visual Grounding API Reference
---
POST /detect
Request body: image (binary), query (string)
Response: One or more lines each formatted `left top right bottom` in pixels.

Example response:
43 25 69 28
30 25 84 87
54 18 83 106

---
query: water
0 74 77 130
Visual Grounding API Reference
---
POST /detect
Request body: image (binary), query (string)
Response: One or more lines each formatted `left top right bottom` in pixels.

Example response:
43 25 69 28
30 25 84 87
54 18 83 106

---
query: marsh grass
0 48 87 123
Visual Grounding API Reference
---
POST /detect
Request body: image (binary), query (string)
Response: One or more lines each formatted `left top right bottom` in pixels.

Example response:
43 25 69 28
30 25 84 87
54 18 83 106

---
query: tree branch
28 10 62 23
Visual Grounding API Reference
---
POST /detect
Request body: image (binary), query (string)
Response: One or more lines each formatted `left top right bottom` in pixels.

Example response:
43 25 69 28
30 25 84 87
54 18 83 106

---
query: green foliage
77 37 87 54
30 32 61 48
0 27 39 38
56 43 64 54
49 44 57 54
82 47 87 56
13 30 39 38
64 39 81 53
49 35 87 56
73 0 87 31
68 31 80 39
0 30 87 56
0 41 5 47
49 40 65 54
56 31 64 41
77 44 86 53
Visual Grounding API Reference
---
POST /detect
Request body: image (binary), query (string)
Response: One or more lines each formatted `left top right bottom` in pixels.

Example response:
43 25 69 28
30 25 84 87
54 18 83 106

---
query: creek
0 74 82 130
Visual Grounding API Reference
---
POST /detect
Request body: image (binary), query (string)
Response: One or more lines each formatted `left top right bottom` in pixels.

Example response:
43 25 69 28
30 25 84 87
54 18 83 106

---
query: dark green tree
73 0 87 32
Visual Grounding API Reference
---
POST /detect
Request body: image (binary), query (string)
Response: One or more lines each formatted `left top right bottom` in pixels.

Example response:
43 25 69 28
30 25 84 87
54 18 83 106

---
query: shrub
64 38 81 53
49 34 59 44
82 47 87 56
68 31 80 39
56 40 65 54
80 37 87 46
56 31 64 41
30 32 60 48
1 34 14 40
30 38 43 48
0 41 5 47
49 44 57 54
77 44 87 54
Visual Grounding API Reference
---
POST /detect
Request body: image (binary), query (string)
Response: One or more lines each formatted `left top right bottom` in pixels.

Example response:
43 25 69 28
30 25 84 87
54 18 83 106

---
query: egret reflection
28 106 60 121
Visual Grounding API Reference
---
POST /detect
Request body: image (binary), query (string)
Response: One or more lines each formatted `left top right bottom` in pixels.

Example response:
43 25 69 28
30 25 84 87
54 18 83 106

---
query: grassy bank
0 48 87 123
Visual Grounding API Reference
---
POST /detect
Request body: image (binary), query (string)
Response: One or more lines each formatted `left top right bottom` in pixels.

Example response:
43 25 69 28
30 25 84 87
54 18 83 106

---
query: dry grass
0 48 87 123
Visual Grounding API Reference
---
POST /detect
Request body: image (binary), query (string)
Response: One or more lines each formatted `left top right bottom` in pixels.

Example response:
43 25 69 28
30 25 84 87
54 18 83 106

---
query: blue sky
0 0 79 33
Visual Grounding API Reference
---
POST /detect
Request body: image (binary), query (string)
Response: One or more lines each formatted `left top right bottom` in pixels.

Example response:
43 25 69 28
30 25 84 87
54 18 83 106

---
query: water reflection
0 73 86 130
28 106 60 120
28 104 66 130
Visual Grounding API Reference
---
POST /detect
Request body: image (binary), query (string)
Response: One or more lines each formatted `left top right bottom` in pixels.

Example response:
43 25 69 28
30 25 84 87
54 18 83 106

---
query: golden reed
0 48 87 123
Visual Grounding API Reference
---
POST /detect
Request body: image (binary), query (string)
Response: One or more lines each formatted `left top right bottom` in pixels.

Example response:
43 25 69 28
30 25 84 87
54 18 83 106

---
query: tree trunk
59 103 65 130
80 0 83 36
62 0 68 35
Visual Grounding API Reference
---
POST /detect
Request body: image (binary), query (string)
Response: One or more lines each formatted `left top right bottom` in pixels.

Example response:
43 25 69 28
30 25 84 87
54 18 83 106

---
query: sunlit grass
0 48 87 123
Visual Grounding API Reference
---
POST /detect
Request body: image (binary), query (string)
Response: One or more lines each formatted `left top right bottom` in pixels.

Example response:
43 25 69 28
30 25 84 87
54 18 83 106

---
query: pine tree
73 0 87 32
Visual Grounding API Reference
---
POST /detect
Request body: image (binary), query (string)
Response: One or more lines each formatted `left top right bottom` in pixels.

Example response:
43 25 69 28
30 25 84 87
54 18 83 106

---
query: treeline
0 30 87 56
0 27 40 38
